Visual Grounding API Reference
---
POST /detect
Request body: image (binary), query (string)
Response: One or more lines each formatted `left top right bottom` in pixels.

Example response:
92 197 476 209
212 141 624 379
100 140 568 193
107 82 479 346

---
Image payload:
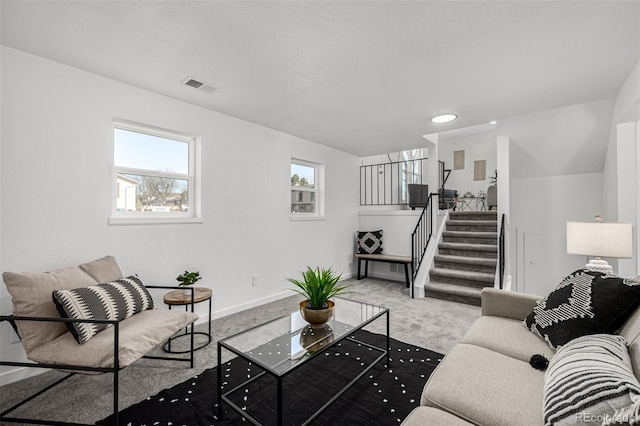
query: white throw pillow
543 333 640 425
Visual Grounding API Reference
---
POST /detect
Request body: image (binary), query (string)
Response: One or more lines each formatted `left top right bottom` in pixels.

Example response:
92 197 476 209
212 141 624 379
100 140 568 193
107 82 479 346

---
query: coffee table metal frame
217 297 390 425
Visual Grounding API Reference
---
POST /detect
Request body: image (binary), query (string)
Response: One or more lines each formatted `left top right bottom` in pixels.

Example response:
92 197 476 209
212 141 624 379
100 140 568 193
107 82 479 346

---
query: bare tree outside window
113 123 194 217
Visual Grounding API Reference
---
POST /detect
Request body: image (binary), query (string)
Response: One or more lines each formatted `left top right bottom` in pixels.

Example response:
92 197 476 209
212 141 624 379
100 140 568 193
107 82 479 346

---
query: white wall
510 172 604 294
497 98 615 293
438 132 497 197
603 59 640 277
0 47 360 383
500 98 616 180
357 210 420 282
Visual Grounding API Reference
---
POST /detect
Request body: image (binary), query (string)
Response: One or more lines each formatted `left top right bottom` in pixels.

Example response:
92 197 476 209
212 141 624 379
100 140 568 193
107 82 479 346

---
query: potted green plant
176 271 201 296
286 266 348 327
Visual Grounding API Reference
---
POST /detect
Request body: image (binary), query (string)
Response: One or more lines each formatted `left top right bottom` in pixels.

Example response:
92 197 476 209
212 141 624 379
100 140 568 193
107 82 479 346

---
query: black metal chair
438 188 458 210
1 257 199 426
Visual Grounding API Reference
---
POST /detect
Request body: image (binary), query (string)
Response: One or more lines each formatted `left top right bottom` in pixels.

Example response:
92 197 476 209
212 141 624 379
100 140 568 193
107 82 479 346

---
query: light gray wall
500 59 640 292
603 59 640 276
438 132 497 197
500 98 615 179
498 100 614 294
0 46 360 383
510 172 604 294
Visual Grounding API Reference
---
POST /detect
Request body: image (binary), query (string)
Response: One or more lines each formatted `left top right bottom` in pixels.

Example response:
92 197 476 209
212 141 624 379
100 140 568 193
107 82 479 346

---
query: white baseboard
0 363 44 386
210 290 294 321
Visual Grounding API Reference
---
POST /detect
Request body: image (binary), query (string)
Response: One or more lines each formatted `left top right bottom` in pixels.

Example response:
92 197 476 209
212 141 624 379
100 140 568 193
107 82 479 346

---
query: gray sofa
402 286 640 425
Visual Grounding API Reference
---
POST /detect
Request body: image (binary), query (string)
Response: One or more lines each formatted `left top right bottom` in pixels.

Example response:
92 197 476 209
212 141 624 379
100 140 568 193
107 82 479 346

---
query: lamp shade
566 221 633 258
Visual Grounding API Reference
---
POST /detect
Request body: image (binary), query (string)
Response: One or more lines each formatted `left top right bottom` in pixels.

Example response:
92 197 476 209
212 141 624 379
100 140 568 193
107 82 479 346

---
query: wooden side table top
163 287 213 305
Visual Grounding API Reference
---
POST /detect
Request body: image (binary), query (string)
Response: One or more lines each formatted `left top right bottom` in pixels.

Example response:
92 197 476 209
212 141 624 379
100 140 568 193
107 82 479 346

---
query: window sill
290 215 326 222
108 217 204 226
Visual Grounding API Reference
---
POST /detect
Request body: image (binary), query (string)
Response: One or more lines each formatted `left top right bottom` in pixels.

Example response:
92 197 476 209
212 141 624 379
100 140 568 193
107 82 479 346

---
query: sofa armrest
481 288 541 320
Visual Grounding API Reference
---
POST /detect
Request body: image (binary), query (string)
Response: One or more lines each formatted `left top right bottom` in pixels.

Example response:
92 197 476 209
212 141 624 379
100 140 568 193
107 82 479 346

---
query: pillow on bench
357 230 383 254
52 275 155 344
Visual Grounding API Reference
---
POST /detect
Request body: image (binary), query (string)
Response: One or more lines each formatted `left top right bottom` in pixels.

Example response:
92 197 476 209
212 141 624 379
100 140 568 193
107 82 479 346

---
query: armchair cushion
3 256 123 354
28 309 199 369
52 275 155 344
79 255 123 283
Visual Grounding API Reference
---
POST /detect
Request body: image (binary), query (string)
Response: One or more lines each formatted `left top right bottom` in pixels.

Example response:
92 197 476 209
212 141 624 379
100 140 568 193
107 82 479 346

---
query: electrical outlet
252 274 259 286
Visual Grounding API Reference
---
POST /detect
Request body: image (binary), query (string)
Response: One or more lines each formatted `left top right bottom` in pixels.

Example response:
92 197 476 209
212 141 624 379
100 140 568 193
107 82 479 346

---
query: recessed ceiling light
431 113 457 124
490 121 497 124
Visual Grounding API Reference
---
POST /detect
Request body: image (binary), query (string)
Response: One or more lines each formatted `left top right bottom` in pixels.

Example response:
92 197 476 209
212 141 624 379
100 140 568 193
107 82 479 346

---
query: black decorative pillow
543 334 640 425
523 269 640 349
357 230 383 254
52 275 155 344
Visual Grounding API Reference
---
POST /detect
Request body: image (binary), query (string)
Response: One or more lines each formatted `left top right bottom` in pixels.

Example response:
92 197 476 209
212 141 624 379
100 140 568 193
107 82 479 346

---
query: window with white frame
111 121 199 223
291 159 323 217
400 149 425 203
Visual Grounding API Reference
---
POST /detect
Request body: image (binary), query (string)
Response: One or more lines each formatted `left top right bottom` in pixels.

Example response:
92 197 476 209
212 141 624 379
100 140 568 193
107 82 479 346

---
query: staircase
425 211 498 306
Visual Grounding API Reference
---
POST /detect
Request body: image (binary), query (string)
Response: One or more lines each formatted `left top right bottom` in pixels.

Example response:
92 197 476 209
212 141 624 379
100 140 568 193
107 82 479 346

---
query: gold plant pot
299 300 335 328
299 324 334 353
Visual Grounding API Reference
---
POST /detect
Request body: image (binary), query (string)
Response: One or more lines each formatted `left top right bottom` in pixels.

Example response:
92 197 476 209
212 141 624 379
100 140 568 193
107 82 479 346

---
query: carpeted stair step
437 242 498 259
424 281 482 306
448 211 497 221
429 268 495 288
434 254 497 274
442 230 497 245
446 220 498 232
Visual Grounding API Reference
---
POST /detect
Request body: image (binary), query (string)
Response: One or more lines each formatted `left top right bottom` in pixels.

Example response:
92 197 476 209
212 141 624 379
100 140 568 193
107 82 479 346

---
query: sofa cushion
523 269 640 349
2 257 124 354
544 334 640 426
461 316 555 362
421 343 545 426
52 275 155 344
357 230 383 254
79 255 123 283
401 407 472 426
28 309 199 369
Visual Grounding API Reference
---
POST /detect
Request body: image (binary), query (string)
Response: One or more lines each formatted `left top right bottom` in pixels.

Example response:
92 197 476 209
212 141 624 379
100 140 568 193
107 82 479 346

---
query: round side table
163 287 212 353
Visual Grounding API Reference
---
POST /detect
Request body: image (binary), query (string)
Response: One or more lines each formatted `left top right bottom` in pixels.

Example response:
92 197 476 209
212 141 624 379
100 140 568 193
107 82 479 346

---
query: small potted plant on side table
176 271 201 297
286 266 348 328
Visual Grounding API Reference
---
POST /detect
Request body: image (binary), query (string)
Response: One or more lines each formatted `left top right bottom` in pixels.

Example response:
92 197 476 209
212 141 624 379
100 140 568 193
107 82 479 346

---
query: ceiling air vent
181 76 220 94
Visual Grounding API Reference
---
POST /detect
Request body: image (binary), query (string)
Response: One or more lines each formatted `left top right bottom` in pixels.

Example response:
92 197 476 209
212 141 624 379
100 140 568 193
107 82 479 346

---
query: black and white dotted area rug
98 330 443 426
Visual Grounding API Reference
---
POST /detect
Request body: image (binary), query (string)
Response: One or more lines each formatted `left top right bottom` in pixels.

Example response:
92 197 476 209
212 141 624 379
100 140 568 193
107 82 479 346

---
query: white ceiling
1 1 639 157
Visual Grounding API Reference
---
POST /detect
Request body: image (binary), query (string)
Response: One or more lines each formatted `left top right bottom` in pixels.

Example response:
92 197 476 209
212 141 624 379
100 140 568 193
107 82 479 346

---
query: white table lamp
567 216 633 274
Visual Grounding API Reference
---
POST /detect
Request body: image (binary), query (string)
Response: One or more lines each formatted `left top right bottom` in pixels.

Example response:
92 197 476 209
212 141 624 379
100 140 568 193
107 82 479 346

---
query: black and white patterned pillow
523 269 640 349
357 230 383 254
52 275 155 344
543 334 640 426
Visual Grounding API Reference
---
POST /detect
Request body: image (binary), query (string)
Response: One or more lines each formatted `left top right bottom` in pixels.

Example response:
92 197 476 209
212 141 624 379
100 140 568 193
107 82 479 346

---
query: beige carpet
0 277 481 425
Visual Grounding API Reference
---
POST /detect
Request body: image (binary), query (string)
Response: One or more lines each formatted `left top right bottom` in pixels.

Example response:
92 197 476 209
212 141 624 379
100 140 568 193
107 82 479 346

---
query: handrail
360 157 428 206
438 160 451 192
409 161 450 298
499 213 505 290
410 192 437 298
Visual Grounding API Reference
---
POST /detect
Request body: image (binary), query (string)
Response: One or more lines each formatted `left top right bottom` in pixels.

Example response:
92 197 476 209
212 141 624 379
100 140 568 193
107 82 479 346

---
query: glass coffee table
217 297 389 425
